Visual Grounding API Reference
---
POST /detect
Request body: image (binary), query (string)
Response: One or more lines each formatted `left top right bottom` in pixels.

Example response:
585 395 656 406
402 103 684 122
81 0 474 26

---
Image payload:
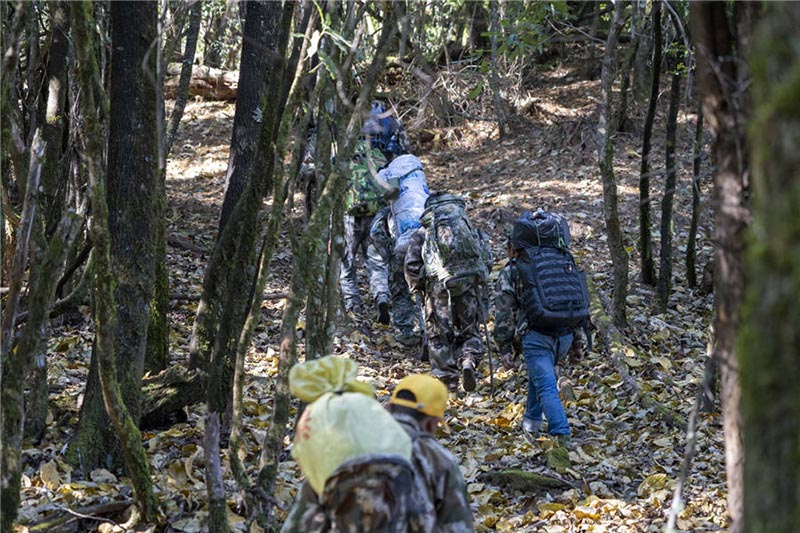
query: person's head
388 374 448 435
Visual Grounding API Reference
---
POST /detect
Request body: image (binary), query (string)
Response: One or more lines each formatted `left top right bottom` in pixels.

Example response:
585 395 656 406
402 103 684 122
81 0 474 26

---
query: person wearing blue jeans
521 329 573 437
493 236 574 446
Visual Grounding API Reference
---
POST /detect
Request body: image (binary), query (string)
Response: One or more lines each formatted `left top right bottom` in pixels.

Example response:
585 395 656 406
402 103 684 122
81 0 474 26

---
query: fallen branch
27 499 132 532
587 278 686 428
480 469 575 491
168 234 210 254
170 291 288 302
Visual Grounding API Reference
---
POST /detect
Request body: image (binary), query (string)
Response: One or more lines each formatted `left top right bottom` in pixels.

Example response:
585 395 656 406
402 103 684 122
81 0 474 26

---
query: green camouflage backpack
345 140 389 217
420 193 488 288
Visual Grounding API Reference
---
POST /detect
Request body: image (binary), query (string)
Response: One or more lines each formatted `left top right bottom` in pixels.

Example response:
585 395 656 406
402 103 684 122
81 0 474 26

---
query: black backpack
512 211 589 331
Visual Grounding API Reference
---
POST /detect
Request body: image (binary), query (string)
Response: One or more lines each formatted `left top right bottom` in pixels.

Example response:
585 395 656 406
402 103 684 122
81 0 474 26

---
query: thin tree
656 18 684 312
638 0 662 286
597 0 629 328
690 3 758 532
741 4 800 530
686 106 704 289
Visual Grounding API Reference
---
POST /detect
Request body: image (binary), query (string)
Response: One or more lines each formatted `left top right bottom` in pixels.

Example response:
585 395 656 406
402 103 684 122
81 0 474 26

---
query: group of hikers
281 104 591 531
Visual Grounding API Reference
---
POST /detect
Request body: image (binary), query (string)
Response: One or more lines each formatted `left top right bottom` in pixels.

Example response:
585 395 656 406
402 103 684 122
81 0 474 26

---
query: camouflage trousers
339 214 375 312
367 244 418 334
422 279 484 381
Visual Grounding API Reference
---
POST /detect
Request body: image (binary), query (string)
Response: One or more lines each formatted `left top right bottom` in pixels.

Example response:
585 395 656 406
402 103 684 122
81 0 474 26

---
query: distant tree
638 0 662 286
691 3 759 531
656 11 685 312
740 3 800 530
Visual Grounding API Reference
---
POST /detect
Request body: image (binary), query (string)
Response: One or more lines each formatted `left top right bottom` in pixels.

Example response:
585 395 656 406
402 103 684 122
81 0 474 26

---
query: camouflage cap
390 374 448 419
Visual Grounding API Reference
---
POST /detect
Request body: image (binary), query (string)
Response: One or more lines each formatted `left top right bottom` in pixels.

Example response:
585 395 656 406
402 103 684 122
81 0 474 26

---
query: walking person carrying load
281 356 425 532
493 210 590 447
404 193 492 392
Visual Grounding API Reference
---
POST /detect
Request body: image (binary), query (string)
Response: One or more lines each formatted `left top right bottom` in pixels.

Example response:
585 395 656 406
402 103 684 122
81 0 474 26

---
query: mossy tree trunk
68 1 159 520
690 3 757 531
24 0 72 442
597 0 628 328
201 2 296 531
638 0 661 287
70 0 160 474
741 4 800 530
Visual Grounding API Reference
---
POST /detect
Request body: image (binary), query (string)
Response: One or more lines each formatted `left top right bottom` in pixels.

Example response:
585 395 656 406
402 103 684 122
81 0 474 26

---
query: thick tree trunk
741 5 800 530
597 0 628 328
656 43 683 312
691 3 754 531
68 1 158 520
71 0 159 472
638 0 661 287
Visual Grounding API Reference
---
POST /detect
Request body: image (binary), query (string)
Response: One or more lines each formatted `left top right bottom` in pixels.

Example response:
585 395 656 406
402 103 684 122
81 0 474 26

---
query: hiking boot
377 301 390 325
461 360 476 392
393 330 419 348
521 419 540 444
419 341 429 362
555 434 572 448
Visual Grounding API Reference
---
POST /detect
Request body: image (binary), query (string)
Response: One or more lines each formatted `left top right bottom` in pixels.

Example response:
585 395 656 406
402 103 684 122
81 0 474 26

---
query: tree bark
656 39 683 312
68 1 158 520
741 4 800 530
686 107 704 289
638 0 661 287
691 3 755 531
597 0 628 328
0 130 45 532
71 0 160 472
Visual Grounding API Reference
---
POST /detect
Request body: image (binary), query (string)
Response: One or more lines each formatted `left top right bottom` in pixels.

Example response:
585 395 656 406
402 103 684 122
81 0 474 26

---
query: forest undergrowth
18 59 727 533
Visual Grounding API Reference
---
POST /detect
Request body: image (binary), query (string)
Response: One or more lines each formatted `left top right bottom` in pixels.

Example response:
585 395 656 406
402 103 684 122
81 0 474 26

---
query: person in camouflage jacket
367 207 420 344
280 453 425 533
388 374 476 532
404 228 486 392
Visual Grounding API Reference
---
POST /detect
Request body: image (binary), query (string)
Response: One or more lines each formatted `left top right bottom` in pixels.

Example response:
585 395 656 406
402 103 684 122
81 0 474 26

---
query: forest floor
19 57 728 532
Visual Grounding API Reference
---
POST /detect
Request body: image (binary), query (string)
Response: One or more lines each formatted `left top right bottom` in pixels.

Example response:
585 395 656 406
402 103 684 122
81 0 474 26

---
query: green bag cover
345 140 389 217
291 392 412 496
289 356 374 403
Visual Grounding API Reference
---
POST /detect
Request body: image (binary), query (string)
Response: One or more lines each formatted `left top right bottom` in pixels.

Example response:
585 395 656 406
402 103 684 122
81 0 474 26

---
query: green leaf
467 80 484 100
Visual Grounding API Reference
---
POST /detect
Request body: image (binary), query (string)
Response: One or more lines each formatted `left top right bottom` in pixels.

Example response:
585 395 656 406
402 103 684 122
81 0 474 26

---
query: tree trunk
690 3 755 531
656 40 683 312
597 0 628 328
71 0 160 472
189 0 284 373
0 129 45 532
68 1 159 520
686 107 704 289
39 0 69 237
638 0 661 287
742 5 800 529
